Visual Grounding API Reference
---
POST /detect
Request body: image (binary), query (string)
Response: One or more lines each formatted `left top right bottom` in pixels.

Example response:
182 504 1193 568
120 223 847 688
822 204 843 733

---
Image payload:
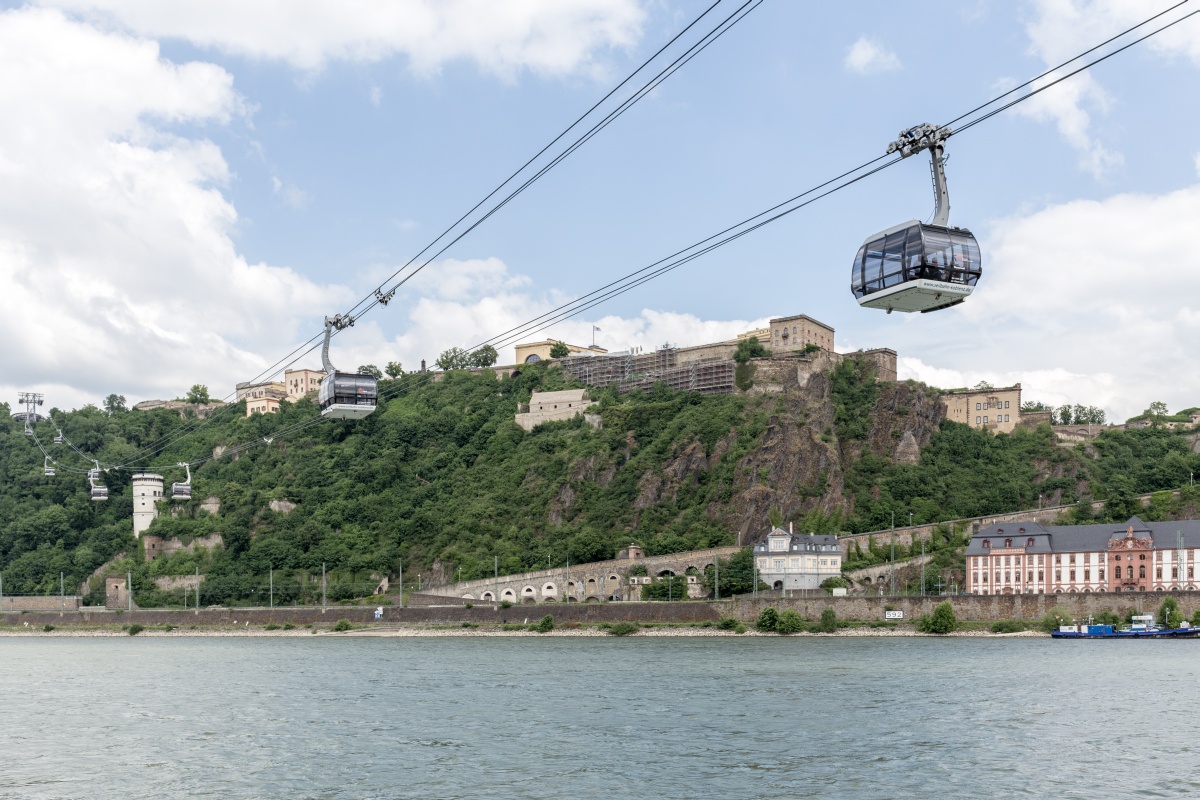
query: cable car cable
101 0 761 469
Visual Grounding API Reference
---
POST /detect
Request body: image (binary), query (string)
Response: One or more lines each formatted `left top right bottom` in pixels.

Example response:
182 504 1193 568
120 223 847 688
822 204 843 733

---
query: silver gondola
317 314 378 420
171 463 192 501
44 457 55 477
53 429 63 445
851 123 981 314
88 463 108 501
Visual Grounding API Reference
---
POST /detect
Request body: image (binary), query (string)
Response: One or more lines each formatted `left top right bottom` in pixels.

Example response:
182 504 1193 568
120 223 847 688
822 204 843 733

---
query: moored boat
1051 614 1200 639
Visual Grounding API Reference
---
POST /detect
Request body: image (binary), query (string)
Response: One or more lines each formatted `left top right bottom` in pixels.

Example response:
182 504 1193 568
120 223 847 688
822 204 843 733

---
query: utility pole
890 512 896 597
322 562 327 612
494 556 499 606
60 571 64 616
127 570 132 612
269 568 274 610
714 555 720 601
1 573 4 611
195 566 199 614
398 560 403 609
920 538 926 596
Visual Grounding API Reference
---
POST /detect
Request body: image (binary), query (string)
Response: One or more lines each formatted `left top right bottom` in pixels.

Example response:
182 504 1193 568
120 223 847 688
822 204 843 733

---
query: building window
1084 570 1090 581
983 416 988 423
1173 567 1179 579
1055 555 1061 564
1098 569 1105 580
1027 571 1033 582
976 416 981 424
973 574 979 584
976 403 981 410
1005 401 1010 408
1157 567 1163 579
1069 570 1076 581
1038 570 1044 581
1139 566 1146 579
773 559 784 570
983 540 990 549
1055 571 1062 581
1005 539 1012 548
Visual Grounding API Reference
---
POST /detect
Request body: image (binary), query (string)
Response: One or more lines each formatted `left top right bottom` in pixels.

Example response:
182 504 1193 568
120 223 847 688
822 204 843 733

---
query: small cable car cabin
88 467 107 501
853 123 981 314
44 458 55 477
171 463 192 501
318 372 378 419
317 314 378 420
851 221 980 313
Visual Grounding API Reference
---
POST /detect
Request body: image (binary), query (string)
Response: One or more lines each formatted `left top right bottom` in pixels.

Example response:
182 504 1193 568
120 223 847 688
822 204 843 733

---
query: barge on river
1052 614 1200 639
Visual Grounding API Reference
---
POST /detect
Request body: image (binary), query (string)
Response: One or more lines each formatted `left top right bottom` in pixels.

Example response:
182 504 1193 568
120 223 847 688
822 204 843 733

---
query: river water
2 636 1198 799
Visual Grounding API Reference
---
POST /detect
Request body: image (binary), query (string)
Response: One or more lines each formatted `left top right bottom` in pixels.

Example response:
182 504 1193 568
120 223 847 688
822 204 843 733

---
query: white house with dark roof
966 516 1200 595
753 524 842 590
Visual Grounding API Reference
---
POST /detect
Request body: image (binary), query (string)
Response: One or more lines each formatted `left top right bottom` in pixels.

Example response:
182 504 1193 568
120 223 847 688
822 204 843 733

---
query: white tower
131 473 164 538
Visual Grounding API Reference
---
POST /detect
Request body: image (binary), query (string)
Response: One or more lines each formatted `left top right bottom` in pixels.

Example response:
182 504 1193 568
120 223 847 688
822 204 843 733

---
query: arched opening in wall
607 574 620 585
542 583 557 598
481 592 495 602
1067 588 1076 594
1002 588 1013 595
522 586 536 604
773 581 783 590
584 596 599 603
862 576 872 584
608 594 622 601
1155 586 1165 592
685 566 700 576
1096 588 1105 593
544 597 556 603
658 570 676 578
1055 589 1063 594
502 589 516 602
1083 588 1091 593
461 594 475 600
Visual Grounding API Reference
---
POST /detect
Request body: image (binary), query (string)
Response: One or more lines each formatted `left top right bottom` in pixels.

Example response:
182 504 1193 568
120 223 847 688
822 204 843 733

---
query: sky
2 0 1199 421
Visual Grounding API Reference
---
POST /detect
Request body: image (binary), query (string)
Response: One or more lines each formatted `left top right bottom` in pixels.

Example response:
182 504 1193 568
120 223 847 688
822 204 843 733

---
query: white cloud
368 85 383 108
0 7 351 406
270 175 311 210
1020 0 1200 177
1195 152 1200 178
844 36 901 75
40 0 646 76
899 179 1200 421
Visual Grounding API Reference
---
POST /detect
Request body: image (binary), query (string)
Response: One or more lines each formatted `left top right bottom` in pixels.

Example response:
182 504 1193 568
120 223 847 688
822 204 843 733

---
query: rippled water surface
2 636 1199 799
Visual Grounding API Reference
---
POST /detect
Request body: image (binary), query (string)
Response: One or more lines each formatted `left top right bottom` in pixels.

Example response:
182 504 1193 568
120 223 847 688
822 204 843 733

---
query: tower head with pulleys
887 123 953 227
321 313 355 374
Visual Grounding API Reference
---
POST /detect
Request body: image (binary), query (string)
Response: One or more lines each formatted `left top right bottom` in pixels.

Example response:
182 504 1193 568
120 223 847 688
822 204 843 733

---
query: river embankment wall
4 590 1194 630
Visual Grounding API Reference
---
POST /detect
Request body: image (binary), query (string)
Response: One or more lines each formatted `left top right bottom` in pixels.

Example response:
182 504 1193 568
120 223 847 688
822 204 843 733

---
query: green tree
1056 405 1073 425
917 601 957 634
356 365 383 379
816 607 838 633
1158 596 1184 629
435 347 471 370
468 344 498 368
706 548 764 597
768 507 783 528
549 341 570 359
641 575 689 601
733 337 769 363
184 385 209 404
534 614 555 633
103 394 127 414
384 361 404 378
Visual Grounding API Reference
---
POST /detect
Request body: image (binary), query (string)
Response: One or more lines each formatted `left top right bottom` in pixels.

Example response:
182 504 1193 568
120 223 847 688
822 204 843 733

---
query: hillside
2 356 1199 605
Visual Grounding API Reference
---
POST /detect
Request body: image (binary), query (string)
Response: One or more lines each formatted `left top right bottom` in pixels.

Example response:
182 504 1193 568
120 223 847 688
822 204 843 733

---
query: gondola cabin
91 485 108 501
851 220 981 313
171 482 192 501
318 372 378 419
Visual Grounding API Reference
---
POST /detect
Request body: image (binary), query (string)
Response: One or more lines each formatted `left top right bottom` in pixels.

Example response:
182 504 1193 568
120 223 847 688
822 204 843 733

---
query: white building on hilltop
514 389 599 432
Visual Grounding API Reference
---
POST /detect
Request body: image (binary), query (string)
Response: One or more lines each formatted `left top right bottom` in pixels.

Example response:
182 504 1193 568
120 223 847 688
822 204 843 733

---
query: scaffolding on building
559 347 735 395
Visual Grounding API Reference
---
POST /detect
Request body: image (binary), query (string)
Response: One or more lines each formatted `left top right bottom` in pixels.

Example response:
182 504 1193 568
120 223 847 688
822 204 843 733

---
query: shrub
264 623 280 631
734 623 746 634
162 625 174 632
607 621 640 636
127 624 144 636
1037 606 1073 633
534 615 555 633
756 607 779 632
816 607 838 633
1158 596 1184 629
333 619 353 632
820 576 850 592
561 621 581 630
500 601 513 609
460 622 478 628
916 601 957 634
1094 610 1120 626
282 623 295 630
464 602 473 609
717 617 740 631
990 619 1026 633
775 610 807 635
42 624 54 632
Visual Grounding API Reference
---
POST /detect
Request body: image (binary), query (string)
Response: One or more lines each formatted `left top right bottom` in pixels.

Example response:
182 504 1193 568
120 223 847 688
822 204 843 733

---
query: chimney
789 521 793 534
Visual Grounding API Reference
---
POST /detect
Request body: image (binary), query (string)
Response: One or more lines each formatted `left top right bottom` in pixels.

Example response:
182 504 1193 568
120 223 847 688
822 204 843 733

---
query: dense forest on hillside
2 357 1199 605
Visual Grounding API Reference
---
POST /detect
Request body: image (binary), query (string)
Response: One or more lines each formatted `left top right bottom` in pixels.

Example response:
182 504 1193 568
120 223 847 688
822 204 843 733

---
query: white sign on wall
884 610 904 620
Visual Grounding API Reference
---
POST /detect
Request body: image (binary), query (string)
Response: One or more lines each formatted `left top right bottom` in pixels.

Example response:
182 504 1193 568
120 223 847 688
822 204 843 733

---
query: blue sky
2 0 1199 420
